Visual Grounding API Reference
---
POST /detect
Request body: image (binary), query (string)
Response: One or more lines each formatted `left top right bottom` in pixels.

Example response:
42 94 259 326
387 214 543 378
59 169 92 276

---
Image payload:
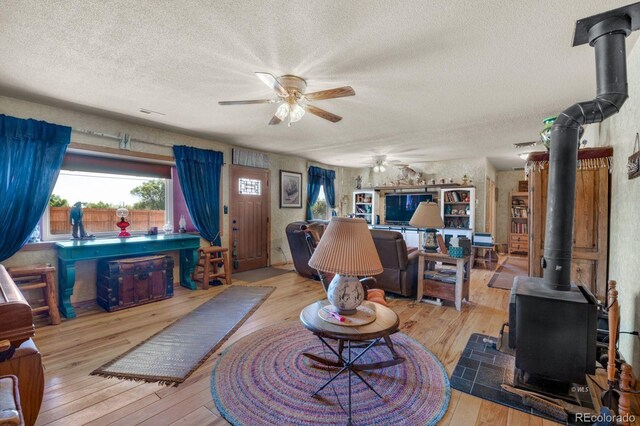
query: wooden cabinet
508 191 529 255
527 148 611 300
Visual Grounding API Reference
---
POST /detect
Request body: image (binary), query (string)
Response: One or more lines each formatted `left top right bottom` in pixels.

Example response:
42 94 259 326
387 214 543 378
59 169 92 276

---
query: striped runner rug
92 285 274 386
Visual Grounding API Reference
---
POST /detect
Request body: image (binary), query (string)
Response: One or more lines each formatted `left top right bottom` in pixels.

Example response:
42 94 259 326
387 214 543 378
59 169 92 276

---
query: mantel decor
279 170 302 208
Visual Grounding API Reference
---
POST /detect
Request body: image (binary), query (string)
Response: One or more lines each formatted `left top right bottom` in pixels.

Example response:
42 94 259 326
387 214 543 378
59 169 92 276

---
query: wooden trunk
527 148 611 301
97 255 174 311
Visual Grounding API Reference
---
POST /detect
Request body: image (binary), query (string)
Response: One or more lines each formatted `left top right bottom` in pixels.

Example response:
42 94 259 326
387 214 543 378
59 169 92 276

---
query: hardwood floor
32 258 560 425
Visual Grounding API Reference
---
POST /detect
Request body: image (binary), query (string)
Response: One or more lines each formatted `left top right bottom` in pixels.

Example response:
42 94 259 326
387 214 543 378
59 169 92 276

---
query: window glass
239 178 261 195
46 170 169 237
311 186 328 220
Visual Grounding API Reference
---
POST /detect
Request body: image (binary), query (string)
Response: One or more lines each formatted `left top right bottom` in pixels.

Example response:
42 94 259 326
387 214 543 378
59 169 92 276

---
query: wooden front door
229 165 270 272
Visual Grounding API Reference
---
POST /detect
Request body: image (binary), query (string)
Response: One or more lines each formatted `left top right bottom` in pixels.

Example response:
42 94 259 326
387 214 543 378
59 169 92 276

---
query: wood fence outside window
49 207 165 235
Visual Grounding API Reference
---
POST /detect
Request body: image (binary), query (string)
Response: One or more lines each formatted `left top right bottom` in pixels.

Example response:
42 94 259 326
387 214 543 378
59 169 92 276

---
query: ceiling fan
219 72 355 126
371 155 407 173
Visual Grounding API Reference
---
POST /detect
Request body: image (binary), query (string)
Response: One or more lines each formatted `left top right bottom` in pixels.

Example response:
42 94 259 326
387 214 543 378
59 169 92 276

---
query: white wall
0 95 351 302
594 37 640 373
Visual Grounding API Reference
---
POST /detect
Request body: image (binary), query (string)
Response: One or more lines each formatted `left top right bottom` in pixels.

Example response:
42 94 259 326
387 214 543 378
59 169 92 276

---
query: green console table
56 234 201 319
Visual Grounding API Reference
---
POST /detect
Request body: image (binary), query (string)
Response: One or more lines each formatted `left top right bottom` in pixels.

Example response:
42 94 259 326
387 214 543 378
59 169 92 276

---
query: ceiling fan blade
218 99 278 105
255 72 289 97
304 104 343 123
304 86 355 101
269 115 282 125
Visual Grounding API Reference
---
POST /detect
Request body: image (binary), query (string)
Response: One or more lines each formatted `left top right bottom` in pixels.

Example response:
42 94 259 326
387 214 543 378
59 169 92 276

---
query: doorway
485 177 496 236
229 165 270 272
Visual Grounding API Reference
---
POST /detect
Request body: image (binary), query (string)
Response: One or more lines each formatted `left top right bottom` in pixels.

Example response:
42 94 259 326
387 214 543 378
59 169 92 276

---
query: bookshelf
508 191 529 255
353 190 376 224
439 187 475 245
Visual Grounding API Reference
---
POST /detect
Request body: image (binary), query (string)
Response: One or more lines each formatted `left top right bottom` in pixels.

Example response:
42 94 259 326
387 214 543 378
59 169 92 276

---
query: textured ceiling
0 0 636 170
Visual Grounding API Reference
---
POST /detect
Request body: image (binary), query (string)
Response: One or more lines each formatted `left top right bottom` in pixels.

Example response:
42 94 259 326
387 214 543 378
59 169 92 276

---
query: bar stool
193 247 232 289
7 264 60 325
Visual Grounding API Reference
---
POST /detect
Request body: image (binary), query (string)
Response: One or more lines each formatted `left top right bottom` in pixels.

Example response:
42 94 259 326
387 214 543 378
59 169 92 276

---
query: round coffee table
299 300 404 426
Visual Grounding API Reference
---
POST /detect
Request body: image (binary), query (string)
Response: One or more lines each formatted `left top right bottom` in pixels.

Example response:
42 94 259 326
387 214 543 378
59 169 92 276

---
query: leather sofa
286 221 419 297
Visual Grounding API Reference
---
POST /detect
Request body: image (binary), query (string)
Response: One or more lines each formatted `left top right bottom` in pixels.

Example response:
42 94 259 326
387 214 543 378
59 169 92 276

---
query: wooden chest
97 255 174 312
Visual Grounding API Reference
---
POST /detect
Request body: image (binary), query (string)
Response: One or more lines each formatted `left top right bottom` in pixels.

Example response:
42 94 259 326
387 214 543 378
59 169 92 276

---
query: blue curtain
324 169 336 210
306 166 336 220
0 115 71 261
306 166 324 220
173 145 223 245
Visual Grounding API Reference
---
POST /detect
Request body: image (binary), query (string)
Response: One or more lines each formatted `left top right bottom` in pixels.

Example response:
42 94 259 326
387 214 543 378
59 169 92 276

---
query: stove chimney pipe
543 11 634 291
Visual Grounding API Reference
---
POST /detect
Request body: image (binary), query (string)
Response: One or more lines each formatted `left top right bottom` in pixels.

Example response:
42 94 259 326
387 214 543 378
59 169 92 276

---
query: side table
472 244 498 270
416 252 471 311
300 300 403 426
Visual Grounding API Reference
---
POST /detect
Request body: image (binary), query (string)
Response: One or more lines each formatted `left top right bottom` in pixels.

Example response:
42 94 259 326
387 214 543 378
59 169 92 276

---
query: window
42 152 173 240
239 178 261 195
311 186 329 220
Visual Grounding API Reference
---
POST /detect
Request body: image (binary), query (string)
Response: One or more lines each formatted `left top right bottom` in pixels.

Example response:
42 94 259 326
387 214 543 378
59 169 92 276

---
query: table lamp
409 202 444 252
308 217 383 315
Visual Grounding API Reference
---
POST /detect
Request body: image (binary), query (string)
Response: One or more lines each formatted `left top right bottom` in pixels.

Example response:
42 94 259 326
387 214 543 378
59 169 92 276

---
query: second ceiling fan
219 72 355 126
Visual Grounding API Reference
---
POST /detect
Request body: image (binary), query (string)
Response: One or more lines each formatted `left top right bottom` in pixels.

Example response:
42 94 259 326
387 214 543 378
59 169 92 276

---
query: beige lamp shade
409 202 444 229
308 217 383 276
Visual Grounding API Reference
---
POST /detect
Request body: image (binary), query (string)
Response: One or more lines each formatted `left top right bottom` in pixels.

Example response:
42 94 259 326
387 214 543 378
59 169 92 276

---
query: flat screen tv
385 193 433 224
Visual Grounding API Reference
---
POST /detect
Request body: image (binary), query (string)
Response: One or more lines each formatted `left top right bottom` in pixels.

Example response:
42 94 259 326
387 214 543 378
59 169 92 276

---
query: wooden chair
193 247 232 289
6 265 60 326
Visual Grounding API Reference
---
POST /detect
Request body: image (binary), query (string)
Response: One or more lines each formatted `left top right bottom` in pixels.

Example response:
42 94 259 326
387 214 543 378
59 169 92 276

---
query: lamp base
326 274 364 316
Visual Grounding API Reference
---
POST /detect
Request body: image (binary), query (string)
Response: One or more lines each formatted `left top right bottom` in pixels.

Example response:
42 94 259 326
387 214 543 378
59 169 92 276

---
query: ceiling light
275 103 290 120
379 165 386 172
373 165 380 173
289 102 305 123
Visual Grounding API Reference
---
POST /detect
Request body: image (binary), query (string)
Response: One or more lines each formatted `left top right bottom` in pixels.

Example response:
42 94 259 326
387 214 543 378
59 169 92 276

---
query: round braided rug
210 322 450 425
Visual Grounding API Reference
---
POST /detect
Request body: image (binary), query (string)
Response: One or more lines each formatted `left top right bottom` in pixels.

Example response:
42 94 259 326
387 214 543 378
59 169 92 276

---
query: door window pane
239 178 261 195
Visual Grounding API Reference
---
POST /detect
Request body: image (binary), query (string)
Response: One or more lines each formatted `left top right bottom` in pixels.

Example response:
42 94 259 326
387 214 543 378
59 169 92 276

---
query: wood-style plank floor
32 258 560 425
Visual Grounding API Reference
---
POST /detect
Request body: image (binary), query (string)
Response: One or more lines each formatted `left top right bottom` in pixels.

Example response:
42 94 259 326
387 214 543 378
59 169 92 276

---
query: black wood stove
508 2 640 396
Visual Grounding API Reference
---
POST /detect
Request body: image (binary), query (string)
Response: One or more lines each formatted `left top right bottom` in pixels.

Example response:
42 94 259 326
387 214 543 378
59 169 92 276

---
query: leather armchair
370 229 419 297
285 221 328 280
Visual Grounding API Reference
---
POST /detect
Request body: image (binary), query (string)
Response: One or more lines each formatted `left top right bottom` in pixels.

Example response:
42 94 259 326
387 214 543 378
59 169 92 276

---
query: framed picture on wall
280 170 302 208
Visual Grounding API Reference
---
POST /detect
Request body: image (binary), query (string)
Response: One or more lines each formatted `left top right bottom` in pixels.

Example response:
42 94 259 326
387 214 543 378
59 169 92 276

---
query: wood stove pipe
543 14 632 291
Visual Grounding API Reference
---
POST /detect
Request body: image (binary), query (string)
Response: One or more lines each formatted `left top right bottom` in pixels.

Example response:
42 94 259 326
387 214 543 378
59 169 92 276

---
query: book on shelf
444 190 471 203
355 205 372 214
511 222 528 234
511 206 528 218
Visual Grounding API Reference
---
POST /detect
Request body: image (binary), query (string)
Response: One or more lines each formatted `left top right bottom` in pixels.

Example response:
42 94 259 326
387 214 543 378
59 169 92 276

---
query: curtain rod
72 128 172 150
72 128 227 165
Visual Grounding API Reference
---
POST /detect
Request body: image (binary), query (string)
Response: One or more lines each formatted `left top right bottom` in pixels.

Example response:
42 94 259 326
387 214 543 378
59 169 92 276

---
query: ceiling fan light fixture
289 102 305 123
275 103 290 120
373 165 380 173
379 165 386 172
